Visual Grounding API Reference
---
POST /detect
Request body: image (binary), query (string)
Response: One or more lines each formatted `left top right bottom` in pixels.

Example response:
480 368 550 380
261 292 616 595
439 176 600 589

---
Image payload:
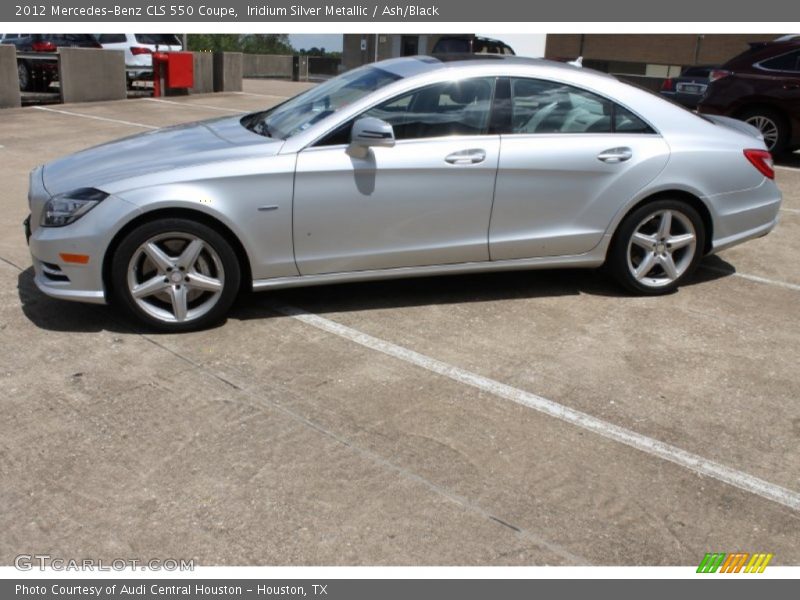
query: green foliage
186 34 294 55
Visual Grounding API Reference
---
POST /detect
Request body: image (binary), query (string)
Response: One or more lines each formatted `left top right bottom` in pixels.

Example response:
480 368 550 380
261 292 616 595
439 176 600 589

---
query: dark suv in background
0 33 100 91
698 40 800 154
432 36 515 56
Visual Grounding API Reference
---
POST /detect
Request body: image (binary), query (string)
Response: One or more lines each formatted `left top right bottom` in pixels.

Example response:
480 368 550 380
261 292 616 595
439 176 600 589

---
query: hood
42 116 283 195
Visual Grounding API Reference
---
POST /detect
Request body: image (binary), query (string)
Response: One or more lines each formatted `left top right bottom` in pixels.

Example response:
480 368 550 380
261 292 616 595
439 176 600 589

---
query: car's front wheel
608 199 705 295
111 218 241 332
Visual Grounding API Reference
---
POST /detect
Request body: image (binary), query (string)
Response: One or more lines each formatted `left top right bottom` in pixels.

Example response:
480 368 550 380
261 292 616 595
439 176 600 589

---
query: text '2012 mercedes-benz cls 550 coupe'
25 56 782 331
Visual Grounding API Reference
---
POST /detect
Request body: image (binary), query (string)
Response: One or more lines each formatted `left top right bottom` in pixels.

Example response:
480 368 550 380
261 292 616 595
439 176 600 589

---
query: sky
288 34 547 57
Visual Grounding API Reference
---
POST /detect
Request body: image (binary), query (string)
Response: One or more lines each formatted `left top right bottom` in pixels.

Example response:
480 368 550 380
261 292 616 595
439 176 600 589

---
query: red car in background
0 33 101 91
698 39 800 154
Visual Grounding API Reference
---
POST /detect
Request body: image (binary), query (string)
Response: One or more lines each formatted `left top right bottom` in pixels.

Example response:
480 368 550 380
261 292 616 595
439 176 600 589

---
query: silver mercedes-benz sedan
25 56 782 331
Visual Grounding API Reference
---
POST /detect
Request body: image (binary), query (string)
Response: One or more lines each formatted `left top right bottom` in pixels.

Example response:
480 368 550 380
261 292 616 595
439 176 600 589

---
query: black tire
608 199 705 295
737 107 790 154
110 218 241 332
17 61 31 91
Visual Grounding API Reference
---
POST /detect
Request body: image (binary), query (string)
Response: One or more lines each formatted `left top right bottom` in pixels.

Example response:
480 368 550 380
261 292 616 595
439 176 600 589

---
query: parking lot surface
1 78 799 565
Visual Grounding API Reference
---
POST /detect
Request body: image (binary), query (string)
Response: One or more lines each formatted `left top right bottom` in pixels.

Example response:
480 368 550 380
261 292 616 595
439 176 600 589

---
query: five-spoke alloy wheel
111 219 240 331
609 199 705 295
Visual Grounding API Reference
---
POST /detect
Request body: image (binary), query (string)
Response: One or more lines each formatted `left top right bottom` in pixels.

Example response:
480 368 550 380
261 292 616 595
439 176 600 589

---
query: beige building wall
545 34 781 67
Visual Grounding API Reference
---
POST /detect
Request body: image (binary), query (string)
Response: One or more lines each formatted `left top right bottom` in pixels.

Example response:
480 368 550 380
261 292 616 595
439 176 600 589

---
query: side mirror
350 117 395 149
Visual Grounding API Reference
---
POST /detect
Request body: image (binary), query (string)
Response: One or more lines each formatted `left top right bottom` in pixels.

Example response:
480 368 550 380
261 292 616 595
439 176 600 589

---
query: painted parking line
32 106 157 129
701 265 800 292
277 304 800 512
780 207 800 214
776 165 800 173
144 97 247 113
235 91 290 99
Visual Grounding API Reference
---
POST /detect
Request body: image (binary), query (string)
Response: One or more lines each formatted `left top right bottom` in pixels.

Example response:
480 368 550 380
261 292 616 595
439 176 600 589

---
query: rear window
134 34 181 46
681 66 712 77
433 38 471 54
97 34 127 44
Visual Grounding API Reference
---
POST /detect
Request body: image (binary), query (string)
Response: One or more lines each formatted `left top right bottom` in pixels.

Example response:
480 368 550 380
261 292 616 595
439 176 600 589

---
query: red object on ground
152 52 194 97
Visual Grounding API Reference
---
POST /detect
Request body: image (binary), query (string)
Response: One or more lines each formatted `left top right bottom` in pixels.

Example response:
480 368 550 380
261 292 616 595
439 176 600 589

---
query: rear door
489 77 670 260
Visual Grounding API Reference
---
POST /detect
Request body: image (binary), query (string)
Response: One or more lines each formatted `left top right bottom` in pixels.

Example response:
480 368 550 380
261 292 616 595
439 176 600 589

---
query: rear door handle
597 147 633 163
445 149 486 165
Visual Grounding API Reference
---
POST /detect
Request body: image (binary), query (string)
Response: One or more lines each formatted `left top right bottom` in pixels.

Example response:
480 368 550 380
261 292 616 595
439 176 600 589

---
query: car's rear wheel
111 218 240 332
608 199 705 295
17 61 31 91
738 107 789 154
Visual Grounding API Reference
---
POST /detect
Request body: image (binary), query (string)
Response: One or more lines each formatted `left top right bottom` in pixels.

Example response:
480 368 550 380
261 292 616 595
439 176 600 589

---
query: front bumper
25 169 143 304
27 218 108 304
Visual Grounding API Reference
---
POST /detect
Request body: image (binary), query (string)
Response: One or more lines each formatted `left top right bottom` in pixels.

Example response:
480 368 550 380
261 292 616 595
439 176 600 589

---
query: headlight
40 188 109 227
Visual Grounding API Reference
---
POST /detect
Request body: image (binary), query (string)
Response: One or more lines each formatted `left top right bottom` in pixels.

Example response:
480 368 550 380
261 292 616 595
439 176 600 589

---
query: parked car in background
660 65 717 108
432 36 515 55
94 33 183 83
0 33 101 91
698 39 800 153
25 56 780 331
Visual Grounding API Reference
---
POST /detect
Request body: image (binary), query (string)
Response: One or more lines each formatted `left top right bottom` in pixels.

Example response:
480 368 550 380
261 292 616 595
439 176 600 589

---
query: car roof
377 54 612 80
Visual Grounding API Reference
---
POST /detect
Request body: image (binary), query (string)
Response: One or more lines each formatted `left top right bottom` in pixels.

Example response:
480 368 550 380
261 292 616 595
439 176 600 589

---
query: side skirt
252 251 607 291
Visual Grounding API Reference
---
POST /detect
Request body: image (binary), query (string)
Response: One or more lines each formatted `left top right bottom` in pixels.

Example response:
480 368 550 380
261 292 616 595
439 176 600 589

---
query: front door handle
445 149 486 165
597 147 633 163
784 83 800 90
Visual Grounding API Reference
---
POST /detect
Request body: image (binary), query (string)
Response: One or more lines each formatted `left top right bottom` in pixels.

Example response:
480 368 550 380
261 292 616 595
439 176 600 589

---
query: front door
293 77 500 275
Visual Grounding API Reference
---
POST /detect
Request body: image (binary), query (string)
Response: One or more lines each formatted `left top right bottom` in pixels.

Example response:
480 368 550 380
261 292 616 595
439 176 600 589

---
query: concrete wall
243 54 293 78
293 55 309 81
0 45 21 108
213 52 243 92
58 47 126 104
190 51 214 94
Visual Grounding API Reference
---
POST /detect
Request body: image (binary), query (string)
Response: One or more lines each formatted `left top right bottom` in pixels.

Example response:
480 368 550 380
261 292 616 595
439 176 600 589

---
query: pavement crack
489 515 522 533
0 255 24 271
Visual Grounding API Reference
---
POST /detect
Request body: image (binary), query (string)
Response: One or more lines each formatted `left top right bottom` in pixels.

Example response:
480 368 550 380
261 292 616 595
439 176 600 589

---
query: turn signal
59 253 90 265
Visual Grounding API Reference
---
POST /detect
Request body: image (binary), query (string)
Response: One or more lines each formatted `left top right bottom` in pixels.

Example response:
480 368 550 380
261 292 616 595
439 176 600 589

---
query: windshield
242 66 402 140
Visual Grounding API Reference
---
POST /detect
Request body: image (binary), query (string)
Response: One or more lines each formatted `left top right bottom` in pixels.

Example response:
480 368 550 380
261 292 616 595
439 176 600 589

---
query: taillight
743 149 775 180
709 69 731 82
31 41 57 52
661 78 674 91
130 46 152 55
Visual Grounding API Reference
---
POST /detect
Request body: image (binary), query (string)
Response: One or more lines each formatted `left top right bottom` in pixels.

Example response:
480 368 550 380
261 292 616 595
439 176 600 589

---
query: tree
186 34 294 55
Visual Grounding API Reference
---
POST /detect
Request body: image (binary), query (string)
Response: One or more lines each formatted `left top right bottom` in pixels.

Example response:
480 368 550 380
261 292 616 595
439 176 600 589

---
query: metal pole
182 33 188 51
374 33 379 63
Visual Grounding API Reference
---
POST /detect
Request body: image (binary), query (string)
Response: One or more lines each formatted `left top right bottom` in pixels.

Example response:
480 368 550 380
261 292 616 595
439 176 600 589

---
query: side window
614 105 654 133
361 77 495 140
759 50 800 73
510 78 653 134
